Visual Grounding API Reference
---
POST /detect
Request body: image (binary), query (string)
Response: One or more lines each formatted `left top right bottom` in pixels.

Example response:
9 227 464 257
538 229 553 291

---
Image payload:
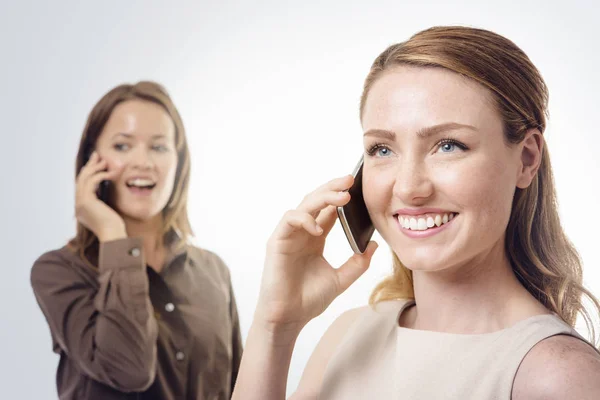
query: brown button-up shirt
30 237 243 400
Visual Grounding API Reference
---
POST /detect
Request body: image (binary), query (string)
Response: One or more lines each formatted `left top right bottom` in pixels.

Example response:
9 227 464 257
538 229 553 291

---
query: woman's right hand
75 151 126 242
256 175 379 336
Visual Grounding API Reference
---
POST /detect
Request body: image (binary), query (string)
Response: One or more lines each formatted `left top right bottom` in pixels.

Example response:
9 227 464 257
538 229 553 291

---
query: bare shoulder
289 306 369 400
513 334 600 400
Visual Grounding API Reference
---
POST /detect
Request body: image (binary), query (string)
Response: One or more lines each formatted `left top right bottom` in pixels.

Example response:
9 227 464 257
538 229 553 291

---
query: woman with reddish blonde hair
232 26 600 399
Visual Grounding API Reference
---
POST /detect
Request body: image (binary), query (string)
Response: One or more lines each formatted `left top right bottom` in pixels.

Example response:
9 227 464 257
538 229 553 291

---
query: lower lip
127 186 154 197
396 215 457 238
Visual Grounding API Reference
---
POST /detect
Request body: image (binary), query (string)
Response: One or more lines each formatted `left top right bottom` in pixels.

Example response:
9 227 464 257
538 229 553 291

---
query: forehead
101 99 175 140
362 66 500 134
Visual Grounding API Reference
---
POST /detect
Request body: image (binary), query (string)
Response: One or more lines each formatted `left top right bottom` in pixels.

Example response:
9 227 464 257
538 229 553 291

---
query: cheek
363 167 395 216
160 155 178 185
105 156 126 173
96 150 126 179
440 155 516 222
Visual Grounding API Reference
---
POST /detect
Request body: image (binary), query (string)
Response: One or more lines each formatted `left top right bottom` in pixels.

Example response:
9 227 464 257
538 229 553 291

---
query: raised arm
231 175 378 400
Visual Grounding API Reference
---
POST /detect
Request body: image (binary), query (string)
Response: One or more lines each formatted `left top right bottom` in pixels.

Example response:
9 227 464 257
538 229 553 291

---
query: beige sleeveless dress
319 299 595 400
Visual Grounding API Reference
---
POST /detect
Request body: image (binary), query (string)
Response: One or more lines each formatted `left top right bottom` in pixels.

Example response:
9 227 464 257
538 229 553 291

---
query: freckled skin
361 66 522 273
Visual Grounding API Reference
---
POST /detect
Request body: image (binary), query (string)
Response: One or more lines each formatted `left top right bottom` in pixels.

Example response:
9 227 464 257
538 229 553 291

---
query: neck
123 215 166 271
406 238 548 334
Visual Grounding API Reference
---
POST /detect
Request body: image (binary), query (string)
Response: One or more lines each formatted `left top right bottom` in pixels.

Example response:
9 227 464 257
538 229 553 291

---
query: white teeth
427 217 435 228
398 212 456 231
410 218 417 230
127 178 155 187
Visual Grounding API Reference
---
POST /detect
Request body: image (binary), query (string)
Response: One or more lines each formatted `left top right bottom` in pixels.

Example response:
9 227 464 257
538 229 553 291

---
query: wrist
97 226 127 242
250 321 302 349
251 312 304 348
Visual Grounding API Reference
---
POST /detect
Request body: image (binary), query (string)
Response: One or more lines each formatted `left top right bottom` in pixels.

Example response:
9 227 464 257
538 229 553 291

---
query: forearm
31 238 158 392
89 237 158 387
232 321 301 400
90 269 158 388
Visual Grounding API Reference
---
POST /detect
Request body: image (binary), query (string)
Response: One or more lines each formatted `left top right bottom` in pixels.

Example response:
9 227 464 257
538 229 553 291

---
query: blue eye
367 143 393 157
152 144 168 152
440 142 456 152
437 139 467 153
378 147 390 157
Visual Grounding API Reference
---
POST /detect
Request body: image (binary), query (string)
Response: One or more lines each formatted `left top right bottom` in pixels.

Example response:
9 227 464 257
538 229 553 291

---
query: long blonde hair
365 26 599 346
68 81 193 266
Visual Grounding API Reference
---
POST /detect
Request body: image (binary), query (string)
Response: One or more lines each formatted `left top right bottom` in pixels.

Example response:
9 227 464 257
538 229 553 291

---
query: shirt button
175 351 185 361
130 247 141 257
165 303 175 312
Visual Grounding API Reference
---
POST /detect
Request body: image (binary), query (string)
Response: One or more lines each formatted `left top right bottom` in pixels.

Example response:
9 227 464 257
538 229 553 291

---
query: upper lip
393 208 456 216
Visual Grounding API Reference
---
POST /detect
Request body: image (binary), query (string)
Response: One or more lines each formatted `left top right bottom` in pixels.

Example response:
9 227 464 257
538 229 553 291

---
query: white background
1 1 598 398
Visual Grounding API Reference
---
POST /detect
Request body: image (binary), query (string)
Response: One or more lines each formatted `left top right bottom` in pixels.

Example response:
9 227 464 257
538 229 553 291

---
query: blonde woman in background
232 26 600 399
31 82 242 400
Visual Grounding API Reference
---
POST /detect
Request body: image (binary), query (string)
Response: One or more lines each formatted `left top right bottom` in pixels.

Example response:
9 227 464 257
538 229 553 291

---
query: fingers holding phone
296 175 354 217
257 175 378 331
75 151 126 242
269 175 353 252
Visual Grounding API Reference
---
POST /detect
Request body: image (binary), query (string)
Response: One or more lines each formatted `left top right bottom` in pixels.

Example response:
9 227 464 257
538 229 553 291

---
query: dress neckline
394 299 559 338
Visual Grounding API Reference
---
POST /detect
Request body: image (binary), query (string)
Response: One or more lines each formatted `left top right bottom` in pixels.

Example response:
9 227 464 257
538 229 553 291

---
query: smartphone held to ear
83 145 111 204
337 156 375 254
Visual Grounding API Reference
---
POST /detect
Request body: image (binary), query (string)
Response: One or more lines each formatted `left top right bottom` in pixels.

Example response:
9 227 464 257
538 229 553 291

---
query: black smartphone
337 156 375 254
83 144 111 204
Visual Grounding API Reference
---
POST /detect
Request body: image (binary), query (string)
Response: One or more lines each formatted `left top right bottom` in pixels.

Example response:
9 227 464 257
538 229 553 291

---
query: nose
130 147 154 170
392 157 434 204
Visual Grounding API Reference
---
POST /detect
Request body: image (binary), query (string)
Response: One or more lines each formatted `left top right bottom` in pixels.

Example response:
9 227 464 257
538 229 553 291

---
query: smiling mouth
126 178 156 190
396 212 457 231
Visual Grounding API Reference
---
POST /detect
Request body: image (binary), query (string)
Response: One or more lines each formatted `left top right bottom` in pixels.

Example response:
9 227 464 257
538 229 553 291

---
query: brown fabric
30 237 243 400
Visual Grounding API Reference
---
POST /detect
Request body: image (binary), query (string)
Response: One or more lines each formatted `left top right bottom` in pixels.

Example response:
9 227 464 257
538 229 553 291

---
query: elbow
98 325 159 392
125 373 156 392
113 366 156 392
98 350 157 392
121 349 157 391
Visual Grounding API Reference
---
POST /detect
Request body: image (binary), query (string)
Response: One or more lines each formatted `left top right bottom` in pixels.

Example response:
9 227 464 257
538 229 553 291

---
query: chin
387 238 455 273
398 257 445 272
117 206 163 222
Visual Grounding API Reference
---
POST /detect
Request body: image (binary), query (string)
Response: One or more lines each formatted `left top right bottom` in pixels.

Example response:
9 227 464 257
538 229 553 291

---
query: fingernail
316 225 323 233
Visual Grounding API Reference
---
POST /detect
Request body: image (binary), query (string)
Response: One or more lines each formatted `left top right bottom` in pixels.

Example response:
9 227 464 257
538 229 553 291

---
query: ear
516 128 544 189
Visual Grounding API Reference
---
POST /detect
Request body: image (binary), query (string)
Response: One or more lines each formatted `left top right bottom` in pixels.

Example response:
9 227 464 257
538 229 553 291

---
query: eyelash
366 138 469 156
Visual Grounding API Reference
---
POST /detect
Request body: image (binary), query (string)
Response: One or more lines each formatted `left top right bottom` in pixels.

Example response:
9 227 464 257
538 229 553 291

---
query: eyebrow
363 122 477 140
114 132 168 139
